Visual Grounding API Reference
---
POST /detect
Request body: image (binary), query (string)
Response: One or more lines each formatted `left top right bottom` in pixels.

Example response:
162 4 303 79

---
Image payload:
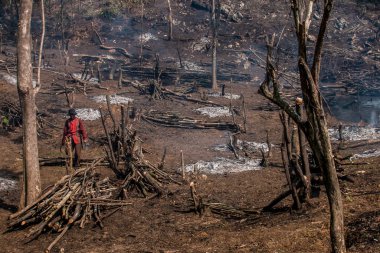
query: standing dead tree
37 0 45 85
17 0 41 207
210 0 220 91
167 0 173 40
259 1 346 252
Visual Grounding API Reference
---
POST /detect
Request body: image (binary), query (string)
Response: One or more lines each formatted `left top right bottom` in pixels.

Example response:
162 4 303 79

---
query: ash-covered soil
0 1 379 252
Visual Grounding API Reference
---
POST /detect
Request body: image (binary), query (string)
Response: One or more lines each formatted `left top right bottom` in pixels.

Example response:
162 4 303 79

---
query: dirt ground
0 1 379 252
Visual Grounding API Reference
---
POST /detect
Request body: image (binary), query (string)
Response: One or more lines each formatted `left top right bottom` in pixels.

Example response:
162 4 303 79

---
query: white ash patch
178 61 205 72
214 140 270 153
181 157 262 174
75 108 100 121
235 53 248 63
92 95 133 105
362 99 380 109
208 92 241 100
72 73 99 84
0 177 17 191
195 106 231 118
351 149 380 160
137 33 158 43
172 19 181 26
0 72 37 87
236 49 252 70
329 126 380 141
192 37 211 52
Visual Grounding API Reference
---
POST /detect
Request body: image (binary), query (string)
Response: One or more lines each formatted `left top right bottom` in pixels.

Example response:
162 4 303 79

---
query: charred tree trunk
17 0 41 208
259 1 345 252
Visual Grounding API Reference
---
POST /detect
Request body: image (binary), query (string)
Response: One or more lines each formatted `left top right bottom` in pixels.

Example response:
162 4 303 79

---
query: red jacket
62 117 88 145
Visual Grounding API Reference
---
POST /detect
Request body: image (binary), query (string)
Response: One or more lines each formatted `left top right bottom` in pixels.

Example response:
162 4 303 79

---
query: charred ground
0 1 379 252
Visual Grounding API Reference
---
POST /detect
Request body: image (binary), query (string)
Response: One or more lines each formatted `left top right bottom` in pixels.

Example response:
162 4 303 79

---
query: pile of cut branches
7 158 130 252
0 58 17 73
146 80 167 100
0 98 22 128
100 103 180 197
178 182 261 220
131 80 222 106
0 97 47 131
142 110 239 132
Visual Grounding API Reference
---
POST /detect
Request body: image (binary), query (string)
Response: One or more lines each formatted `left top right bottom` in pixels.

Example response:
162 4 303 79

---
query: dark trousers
66 141 82 167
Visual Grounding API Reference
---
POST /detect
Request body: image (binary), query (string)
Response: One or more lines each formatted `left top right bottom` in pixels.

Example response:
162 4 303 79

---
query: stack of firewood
7 158 131 252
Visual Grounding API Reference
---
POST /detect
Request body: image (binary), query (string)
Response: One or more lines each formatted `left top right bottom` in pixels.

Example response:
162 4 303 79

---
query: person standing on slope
61 108 88 168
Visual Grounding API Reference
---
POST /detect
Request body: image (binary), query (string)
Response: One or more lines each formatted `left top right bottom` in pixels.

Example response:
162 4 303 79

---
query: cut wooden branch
229 134 240 159
259 147 268 167
99 108 121 177
181 150 186 180
106 95 116 131
263 189 292 211
266 130 272 158
190 182 204 215
241 94 247 132
281 144 301 210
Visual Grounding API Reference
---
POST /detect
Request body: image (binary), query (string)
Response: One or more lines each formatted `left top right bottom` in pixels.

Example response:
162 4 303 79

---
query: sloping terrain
0 1 379 252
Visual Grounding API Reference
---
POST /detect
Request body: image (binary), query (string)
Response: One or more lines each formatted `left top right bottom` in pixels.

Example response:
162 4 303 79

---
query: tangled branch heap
100 104 180 198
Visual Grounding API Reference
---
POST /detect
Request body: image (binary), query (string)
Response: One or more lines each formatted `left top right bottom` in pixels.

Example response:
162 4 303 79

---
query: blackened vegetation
0 97 50 137
346 210 380 249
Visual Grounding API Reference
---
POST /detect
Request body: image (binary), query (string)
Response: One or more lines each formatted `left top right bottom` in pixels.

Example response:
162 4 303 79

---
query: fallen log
38 157 117 166
99 45 133 58
142 110 239 132
70 73 109 90
180 188 261 220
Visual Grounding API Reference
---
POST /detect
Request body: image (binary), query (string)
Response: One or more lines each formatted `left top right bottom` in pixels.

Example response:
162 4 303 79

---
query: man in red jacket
61 109 88 167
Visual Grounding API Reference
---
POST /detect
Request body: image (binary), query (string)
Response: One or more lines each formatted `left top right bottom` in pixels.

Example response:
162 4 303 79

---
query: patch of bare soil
0 1 379 252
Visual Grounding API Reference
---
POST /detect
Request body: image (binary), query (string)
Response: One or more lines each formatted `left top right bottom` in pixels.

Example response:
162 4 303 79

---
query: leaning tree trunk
259 1 346 252
17 0 41 208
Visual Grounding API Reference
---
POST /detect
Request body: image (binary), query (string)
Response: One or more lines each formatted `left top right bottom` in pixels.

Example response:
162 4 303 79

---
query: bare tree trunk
139 2 144 66
17 0 41 208
0 30 3 53
210 0 220 91
167 0 173 40
37 0 45 85
259 1 346 252
296 99 310 198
